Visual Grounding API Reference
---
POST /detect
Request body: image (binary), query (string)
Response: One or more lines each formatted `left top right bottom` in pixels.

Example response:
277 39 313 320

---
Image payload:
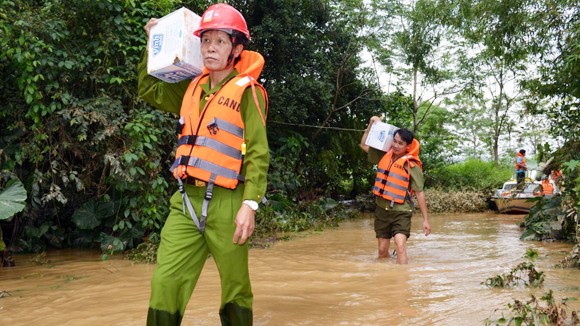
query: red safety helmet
193 3 250 41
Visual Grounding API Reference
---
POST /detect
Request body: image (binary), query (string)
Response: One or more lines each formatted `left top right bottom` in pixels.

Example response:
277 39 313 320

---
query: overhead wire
269 120 365 132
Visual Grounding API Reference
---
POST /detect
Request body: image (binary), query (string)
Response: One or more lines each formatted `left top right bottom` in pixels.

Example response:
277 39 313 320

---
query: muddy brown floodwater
1 212 579 325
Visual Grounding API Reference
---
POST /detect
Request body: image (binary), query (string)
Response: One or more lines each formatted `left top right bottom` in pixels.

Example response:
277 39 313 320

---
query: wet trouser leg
147 190 208 325
205 190 253 325
147 186 253 326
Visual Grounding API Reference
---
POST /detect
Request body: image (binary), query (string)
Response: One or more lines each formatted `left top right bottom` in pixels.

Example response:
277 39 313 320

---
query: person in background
515 149 527 189
360 116 431 264
550 169 563 185
138 4 269 325
541 176 555 196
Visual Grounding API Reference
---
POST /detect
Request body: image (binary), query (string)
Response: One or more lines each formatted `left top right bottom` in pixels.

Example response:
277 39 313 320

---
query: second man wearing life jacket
360 116 431 264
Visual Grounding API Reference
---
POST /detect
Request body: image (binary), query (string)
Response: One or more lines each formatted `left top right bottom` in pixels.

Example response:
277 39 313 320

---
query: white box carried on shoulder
147 7 203 83
365 121 399 152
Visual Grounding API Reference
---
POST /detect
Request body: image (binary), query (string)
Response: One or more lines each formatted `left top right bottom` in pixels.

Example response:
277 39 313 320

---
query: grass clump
424 189 489 213
484 290 579 326
484 249 579 325
126 241 158 264
483 261 545 288
483 249 545 289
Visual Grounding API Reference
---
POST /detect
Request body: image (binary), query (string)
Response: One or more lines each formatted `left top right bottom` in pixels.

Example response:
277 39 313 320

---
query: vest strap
202 174 217 221
249 79 267 126
195 136 243 159
177 135 197 146
207 117 244 138
169 156 189 172
177 178 205 234
178 156 190 166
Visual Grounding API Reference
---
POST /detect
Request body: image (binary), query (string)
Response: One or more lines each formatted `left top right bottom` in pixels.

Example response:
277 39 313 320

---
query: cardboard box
365 122 399 151
147 7 203 83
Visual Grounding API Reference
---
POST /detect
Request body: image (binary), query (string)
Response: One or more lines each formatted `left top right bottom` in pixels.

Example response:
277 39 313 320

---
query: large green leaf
72 200 115 230
99 233 126 252
0 179 27 221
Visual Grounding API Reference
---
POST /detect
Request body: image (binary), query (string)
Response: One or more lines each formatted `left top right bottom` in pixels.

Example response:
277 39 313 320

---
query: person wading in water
360 116 431 264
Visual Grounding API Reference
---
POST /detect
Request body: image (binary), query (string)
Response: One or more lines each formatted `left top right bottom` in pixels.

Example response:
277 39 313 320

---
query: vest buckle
207 122 219 135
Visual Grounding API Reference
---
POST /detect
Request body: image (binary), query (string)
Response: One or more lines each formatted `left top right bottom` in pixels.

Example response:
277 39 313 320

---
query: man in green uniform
360 116 431 264
137 4 269 325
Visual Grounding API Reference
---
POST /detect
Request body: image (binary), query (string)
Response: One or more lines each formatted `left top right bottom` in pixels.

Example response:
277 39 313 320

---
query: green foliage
524 247 540 261
520 196 564 242
427 158 513 192
444 94 499 160
521 0 579 142
71 200 115 230
368 0 458 134
522 141 579 247
483 250 545 288
484 290 579 326
0 0 178 252
247 0 385 199
126 241 159 264
416 105 461 170
268 134 309 194
0 177 27 221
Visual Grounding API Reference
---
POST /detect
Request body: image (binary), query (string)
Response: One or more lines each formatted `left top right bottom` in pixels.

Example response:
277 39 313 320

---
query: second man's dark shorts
374 205 412 239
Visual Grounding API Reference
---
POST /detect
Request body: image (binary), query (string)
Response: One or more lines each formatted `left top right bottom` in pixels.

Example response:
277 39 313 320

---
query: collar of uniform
200 69 239 96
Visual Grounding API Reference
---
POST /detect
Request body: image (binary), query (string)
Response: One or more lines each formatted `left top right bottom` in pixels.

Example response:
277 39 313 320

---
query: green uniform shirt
368 147 424 211
137 51 269 202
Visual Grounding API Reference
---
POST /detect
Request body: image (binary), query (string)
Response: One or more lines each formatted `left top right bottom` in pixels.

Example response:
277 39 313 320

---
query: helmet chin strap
226 52 235 67
225 35 238 67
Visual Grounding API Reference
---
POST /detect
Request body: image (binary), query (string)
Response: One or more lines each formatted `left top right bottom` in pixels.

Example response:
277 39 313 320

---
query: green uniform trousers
147 184 253 325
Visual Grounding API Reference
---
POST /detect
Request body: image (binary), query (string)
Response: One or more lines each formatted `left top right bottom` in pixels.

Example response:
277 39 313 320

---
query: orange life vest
515 153 526 171
170 50 268 189
542 179 554 195
373 139 422 206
